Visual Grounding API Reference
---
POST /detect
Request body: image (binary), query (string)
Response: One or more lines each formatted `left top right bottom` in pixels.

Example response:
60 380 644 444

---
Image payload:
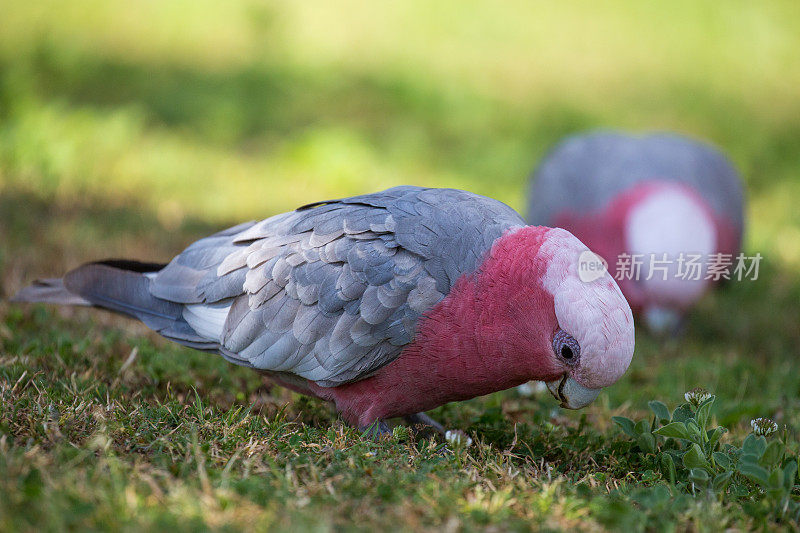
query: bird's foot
361 414 471 446
403 412 446 436
360 419 392 440
405 414 472 447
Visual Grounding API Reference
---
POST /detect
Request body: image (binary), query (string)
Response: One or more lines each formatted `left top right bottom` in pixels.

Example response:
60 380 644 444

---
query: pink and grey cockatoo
13 186 634 435
527 131 745 334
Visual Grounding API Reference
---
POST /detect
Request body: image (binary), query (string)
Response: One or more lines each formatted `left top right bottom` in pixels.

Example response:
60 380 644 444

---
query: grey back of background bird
150 186 524 386
526 131 745 239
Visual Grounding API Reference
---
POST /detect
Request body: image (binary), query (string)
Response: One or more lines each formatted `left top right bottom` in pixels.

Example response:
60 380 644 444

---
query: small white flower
684 387 711 407
445 430 473 447
750 417 778 436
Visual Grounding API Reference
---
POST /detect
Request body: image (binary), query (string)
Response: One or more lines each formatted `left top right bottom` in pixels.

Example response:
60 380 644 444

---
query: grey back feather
151 186 524 386
527 131 745 241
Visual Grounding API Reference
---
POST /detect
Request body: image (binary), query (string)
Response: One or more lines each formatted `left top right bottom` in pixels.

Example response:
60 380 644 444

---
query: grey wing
526 131 628 224
527 131 745 238
643 133 745 238
335 186 526 294
149 196 446 387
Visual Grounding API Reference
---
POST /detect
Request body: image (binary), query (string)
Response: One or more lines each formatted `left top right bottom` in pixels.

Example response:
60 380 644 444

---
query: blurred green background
2 0 800 264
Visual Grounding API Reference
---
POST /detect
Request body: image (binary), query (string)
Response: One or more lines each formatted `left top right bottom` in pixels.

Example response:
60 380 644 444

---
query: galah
13 186 635 435
527 131 745 334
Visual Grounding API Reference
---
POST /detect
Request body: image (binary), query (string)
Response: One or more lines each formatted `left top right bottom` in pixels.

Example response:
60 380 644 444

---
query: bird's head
473 226 635 409
622 181 717 334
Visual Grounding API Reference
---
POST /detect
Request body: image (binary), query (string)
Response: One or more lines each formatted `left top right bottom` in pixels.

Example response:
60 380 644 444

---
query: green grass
2 1 800 530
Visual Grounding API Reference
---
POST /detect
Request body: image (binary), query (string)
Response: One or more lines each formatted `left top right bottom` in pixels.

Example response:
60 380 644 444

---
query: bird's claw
403 412 446 436
360 420 392 440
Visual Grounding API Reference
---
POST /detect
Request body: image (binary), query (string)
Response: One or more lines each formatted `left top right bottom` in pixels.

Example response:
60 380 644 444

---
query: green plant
613 389 800 523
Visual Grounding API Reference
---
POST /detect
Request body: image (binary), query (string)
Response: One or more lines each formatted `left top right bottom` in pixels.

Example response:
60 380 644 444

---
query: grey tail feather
62 260 220 351
61 259 173 327
11 278 92 306
14 259 221 353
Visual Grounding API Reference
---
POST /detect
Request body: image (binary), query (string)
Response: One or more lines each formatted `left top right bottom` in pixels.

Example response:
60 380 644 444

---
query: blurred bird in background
526 131 745 335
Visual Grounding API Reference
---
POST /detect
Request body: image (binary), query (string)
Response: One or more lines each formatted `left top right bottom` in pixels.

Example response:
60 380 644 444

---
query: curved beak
545 374 601 409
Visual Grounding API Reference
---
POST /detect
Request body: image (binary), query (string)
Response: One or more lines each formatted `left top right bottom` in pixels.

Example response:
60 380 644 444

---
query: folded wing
149 187 524 386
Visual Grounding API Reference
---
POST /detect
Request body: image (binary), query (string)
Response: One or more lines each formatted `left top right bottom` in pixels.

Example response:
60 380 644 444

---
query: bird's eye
553 329 580 366
561 345 574 359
